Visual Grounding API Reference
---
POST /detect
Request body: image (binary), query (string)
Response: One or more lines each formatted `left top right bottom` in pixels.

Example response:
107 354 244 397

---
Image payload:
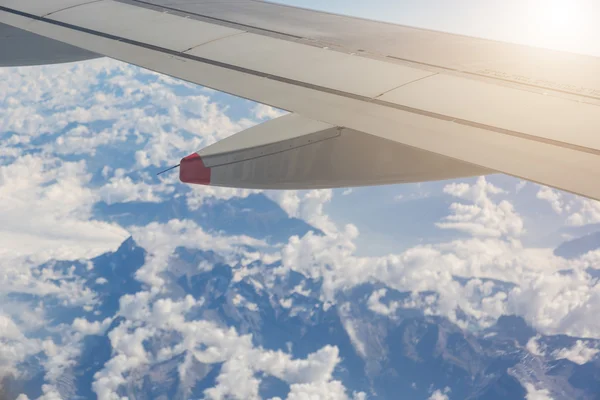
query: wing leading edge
1 0 600 199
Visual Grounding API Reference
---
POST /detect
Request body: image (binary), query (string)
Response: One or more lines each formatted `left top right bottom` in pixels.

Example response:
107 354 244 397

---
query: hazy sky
273 0 600 56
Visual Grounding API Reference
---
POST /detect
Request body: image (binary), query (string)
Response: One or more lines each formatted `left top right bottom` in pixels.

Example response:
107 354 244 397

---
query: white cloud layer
3 54 600 400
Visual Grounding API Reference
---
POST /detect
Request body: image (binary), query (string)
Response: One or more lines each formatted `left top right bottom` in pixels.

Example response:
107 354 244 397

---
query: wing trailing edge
180 114 491 190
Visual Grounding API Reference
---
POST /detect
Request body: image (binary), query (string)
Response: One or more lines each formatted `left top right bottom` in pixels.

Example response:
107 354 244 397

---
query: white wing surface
1 0 599 198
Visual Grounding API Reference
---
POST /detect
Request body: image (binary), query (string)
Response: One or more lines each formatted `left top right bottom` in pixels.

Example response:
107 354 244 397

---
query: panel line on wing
182 31 246 54
373 72 438 99
42 0 104 18
118 0 305 40
386 54 600 103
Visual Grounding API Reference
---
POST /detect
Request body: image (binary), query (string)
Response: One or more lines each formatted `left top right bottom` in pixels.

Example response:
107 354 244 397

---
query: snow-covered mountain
5 228 600 400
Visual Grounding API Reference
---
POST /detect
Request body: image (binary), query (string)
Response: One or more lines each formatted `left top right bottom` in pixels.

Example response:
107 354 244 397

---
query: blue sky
1 2 600 399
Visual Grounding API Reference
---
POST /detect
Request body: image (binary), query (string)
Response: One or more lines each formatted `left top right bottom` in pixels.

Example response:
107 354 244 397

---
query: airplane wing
1 1 600 199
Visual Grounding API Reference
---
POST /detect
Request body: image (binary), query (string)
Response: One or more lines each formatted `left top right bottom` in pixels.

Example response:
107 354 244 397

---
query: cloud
437 177 523 238
0 154 128 262
252 104 287 120
41 338 82 392
0 315 22 340
231 294 258 312
72 317 113 336
536 187 564 214
566 198 600 226
97 168 174 205
4 44 600 400
428 387 451 400
0 313 42 379
2 56 264 221
37 385 64 400
93 293 357 400
129 219 267 290
367 289 399 317
265 191 301 218
505 265 600 338
553 340 599 365
524 383 554 400
526 336 545 357
516 180 527 193
278 183 600 338
287 381 365 400
186 185 260 211
1 56 364 400
266 189 336 233
298 190 336 233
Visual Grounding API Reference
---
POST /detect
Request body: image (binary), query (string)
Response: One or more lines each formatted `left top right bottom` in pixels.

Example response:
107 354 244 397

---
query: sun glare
528 0 591 50
542 0 580 31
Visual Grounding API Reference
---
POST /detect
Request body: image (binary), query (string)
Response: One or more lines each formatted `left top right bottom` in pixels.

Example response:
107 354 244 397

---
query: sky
1 1 600 399
274 0 600 56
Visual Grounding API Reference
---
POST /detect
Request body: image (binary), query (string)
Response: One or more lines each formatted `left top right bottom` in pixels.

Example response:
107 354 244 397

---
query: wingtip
179 153 211 185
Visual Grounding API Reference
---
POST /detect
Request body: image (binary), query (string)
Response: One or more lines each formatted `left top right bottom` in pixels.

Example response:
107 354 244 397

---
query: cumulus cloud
72 317 113 336
524 383 554 400
298 190 336 233
367 289 399 317
278 180 600 338
266 189 336 233
186 185 260 211
287 381 365 400
526 336 545 357
97 168 174 205
266 190 301 218
0 154 128 262
287 226 600 336
0 314 41 378
428 387 451 400
437 177 523 238
536 187 564 214
252 104 287 120
566 198 600 226
553 340 599 365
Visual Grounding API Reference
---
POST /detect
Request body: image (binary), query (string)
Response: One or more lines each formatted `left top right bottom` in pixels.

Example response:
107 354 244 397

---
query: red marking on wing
179 153 211 185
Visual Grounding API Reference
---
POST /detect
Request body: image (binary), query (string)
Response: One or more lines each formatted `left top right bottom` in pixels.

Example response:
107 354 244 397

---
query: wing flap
180 114 490 189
